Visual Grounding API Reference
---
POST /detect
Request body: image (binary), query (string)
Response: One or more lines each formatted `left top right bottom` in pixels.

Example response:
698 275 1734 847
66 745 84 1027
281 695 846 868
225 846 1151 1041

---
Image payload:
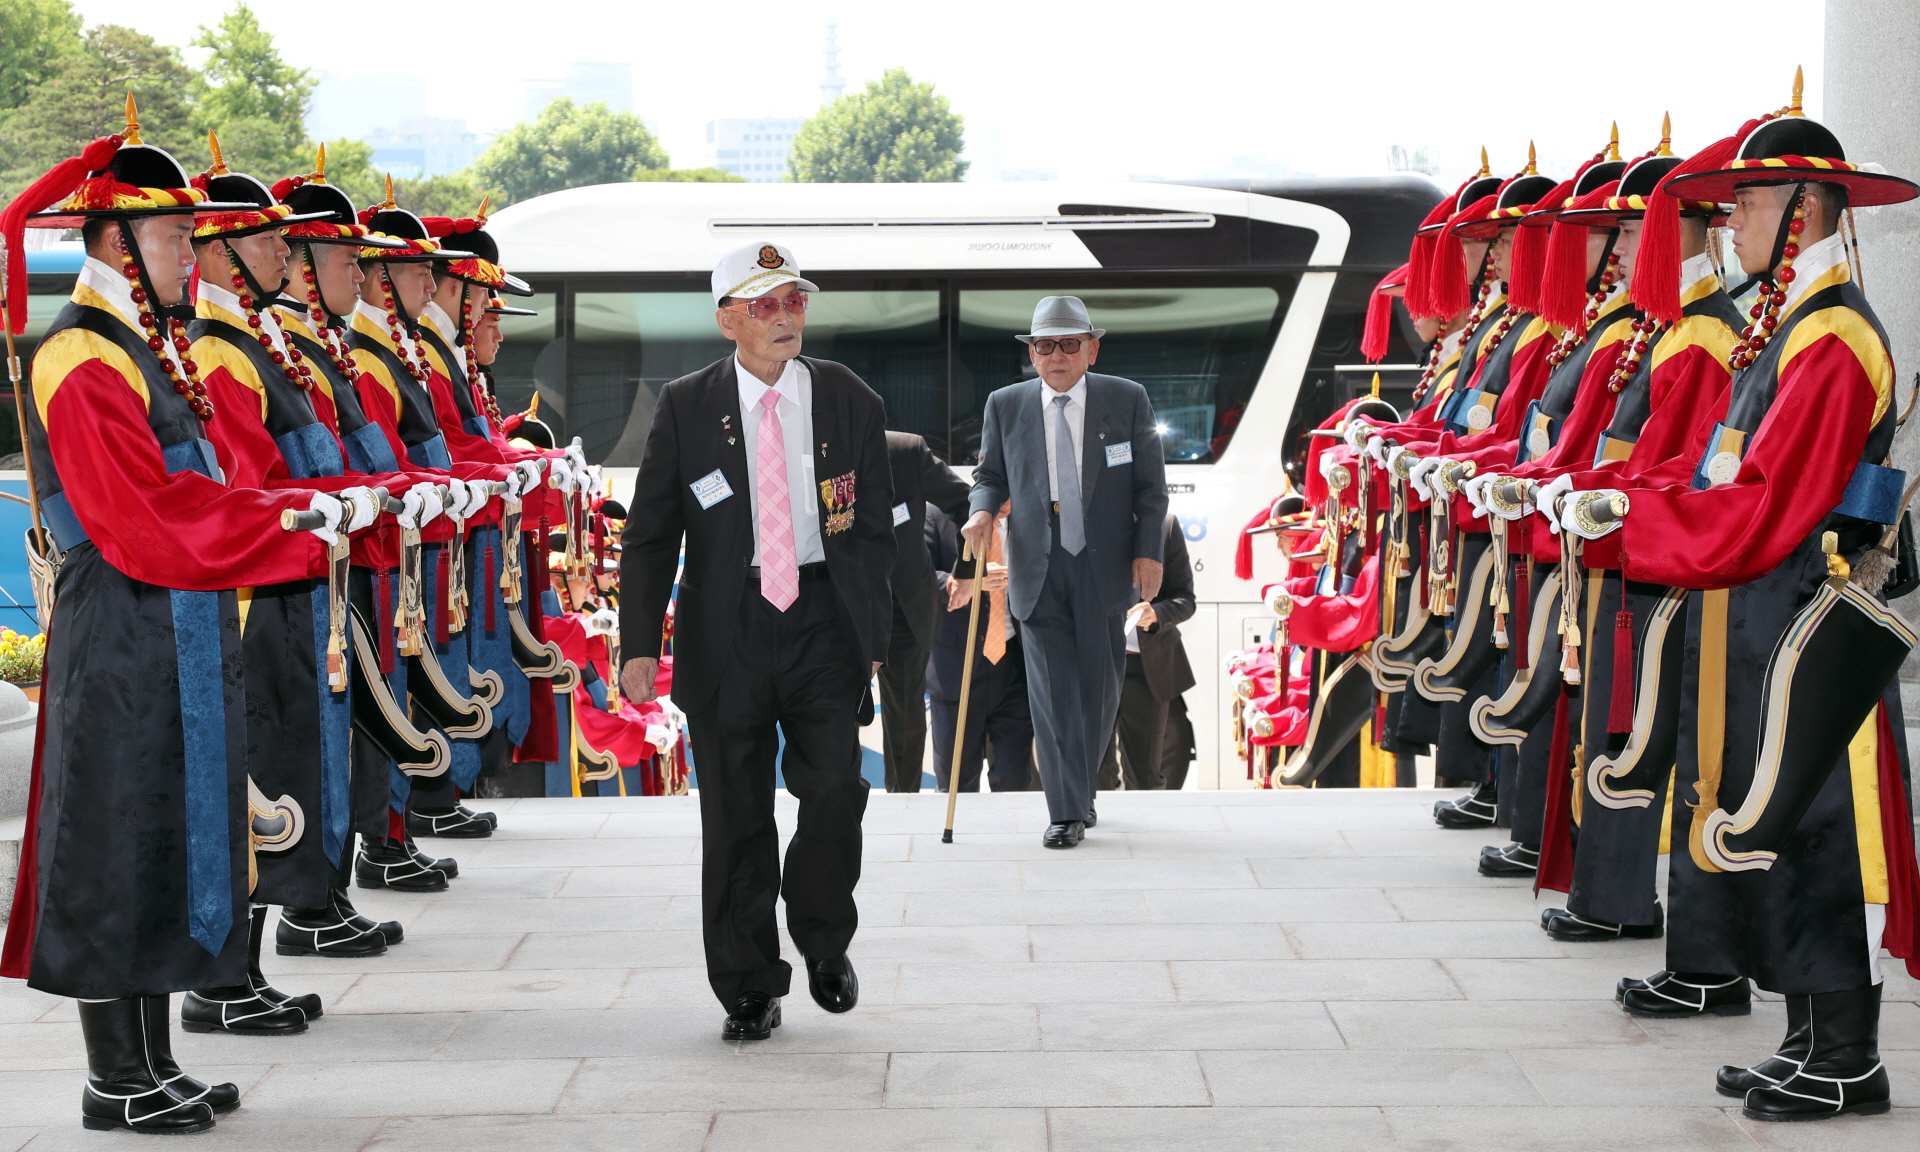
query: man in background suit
964 296 1168 848
927 505 1033 792
620 242 894 1041
1098 513 1196 790
878 432 972 791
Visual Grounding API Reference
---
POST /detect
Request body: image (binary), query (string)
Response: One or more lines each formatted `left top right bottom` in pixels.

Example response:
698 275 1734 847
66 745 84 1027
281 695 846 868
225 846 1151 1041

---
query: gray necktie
1053 393 1084 555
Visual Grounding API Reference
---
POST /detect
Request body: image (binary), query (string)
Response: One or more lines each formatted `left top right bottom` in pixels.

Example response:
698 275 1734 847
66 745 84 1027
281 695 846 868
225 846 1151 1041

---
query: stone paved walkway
0 790 1915 1150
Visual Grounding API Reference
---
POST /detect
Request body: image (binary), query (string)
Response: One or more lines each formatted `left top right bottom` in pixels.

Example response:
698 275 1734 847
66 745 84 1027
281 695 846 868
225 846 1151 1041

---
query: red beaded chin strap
1728 191 1805 372
221 241 312 393
1544 249 1624 373
1608 315 1668 393
121 250 214 421
296 243 359 382
1413 276 1501 404
378 266 437 386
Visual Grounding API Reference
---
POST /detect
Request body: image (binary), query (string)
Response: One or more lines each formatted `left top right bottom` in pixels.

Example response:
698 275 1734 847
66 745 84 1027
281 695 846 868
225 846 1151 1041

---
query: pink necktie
755 389 799 610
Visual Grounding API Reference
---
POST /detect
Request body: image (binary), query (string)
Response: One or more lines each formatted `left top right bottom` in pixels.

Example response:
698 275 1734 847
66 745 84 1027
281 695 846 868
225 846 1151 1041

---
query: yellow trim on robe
1847 712 1889 904
349 310 407 413
272 306 338 405
1515 315 1560 351
189 299 272 422
1778 305 1894 425
30 328 148 426
1650 311 1740 375
1778 261 1851 326
1358 719 1395 788
1657 766 1675 855
236 587 254 633
1680 273 1721 308
1593 315 1636 352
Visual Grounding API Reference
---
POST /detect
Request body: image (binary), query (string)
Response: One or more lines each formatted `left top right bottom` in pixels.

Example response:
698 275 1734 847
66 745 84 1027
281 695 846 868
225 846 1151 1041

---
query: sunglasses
724 293 809 321
1030 337 1088 355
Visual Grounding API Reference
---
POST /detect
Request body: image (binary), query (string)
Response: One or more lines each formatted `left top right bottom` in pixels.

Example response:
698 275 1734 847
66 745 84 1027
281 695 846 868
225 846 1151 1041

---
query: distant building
820 23 846 106
309 71 427 142
1388 144 1439 175
707 119 804 182
524 63 635 120
368 116 483 179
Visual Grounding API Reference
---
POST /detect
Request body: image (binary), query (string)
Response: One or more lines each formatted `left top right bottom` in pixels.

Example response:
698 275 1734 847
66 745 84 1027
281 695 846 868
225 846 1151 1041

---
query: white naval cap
711 241 820 304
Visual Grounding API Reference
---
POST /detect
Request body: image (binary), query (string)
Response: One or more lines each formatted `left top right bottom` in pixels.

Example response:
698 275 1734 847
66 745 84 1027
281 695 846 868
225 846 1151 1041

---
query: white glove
306 492 344 547
585 607 619 636
1365 435 1389 466
399 482 444 530
586 465 606 500
1409 456 1443 502
565 438 589 476
506 459 541 501
337 486 378 533
1483 477 1534 522
1342 421 1368 451
548 457 576 493
1462 474 1493 520
1385 445 1415 479
1561 489 1628 540
440 478 469 521
1536 473 1575 535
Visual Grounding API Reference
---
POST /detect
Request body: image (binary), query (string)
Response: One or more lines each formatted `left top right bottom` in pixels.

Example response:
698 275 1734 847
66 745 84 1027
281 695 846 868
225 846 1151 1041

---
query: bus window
486 291 558 436
951 283 1293 465
801 288 944 457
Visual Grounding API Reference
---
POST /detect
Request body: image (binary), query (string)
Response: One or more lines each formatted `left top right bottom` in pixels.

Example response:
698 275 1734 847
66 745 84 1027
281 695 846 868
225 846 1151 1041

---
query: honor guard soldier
621 242 895 1040
0 105 354 1133
1563 74 1920 1120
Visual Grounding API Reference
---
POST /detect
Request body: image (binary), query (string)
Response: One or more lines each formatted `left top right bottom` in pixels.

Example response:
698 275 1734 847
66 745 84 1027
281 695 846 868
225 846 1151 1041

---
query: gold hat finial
1790 65 1804 115
474 194 491 224
1476 146 1490 177
1657 112 1673 156
313 143 329 184
527 392 540 419
380 173 395 209
1523 141 1537 175
123 92 142 145
1370 372 1381 400
1606 122 1621 161
206 131 229 177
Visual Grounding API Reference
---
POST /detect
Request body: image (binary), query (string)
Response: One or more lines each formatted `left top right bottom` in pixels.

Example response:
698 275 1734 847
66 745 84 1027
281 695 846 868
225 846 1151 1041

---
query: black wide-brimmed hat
1453 145 1561 239
188 133 334 242
356 177 477 262
272 145 407 249
421 200 534 297
1664 111 1919 208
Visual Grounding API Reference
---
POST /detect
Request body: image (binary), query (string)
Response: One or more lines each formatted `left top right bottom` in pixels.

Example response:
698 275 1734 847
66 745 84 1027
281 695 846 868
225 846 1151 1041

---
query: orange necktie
983 508 1009 664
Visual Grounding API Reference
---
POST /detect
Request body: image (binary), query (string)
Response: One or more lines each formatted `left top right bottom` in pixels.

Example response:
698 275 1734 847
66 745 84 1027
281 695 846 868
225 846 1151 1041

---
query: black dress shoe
1618 971 1750 1017
1541 903 1663 942
1719 994 1810 1097
1434 781 1498 828
722 994 781 1042
807 955 859 1013
1043 820 1085 849
1478 842 1538 876
406 805 494 839
1085 802 1097 829
180 987 308 1035
277 902 388 958
240 904 323 1019
1741 986 1889 1120
356 837 449 892
406 836 458 878
333 887 403 945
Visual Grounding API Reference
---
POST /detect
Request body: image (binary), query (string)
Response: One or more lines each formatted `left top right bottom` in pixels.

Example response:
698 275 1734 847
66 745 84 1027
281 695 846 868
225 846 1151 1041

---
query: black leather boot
406 805 495 838
1742 985 1891 1120
1541 903 1664 942
1718 994 1811 1097
180 979 308 1035
140 995 239 1114
1618 970 1750 1017
333 887 403 945
405 835 458 879
1478 841 1538 876
277 893 388 958
1434 780 1498 828
356 836 449 892
237 906 323 1019
78 998 217 1133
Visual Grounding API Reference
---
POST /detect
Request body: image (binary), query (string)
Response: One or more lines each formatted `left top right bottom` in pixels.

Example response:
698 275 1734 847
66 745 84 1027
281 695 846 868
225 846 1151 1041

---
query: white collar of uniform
421 300 458 345
1040 375 1087 408
734 355 806 413
199 277 294 361
1678 252 1718 295
77 256 144 331
1781 229 1848 315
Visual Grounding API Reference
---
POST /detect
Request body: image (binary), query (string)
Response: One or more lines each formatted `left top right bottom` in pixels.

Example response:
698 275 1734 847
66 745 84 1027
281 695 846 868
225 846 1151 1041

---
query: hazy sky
69 0 1831 186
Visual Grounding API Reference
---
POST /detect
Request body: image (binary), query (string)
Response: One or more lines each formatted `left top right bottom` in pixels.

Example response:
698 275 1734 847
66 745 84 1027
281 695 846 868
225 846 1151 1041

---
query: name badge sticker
690 469 733 509
1105 440 1133 467
892 502 910 527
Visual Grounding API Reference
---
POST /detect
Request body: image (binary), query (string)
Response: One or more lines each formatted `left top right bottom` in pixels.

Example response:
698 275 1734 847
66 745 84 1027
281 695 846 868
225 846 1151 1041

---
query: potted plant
0 628 46 702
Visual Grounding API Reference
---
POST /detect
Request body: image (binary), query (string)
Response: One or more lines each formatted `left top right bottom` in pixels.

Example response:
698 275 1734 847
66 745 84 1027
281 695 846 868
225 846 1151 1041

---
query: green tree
788 68 967 183
473 97 668 203
633 167 745 183
0 0 83 115
0 25 201 200
191 2 312 178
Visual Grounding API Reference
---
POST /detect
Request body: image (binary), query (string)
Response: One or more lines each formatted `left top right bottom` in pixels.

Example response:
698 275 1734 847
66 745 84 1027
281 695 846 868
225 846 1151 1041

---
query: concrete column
1826 0 1920 813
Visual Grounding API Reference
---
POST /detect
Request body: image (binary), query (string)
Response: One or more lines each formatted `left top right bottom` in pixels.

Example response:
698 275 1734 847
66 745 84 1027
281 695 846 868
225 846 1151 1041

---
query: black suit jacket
620 355 896 715
1134 514 1197 702
924 505 1013 700
887 431 973 649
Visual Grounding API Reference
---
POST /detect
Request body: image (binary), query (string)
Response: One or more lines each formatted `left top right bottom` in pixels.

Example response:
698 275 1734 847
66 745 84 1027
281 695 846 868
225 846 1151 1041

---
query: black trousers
930 635 1033 792
1098 654 1168 789
876 599 934 792
685 575 870 1008
1161 696 1195 790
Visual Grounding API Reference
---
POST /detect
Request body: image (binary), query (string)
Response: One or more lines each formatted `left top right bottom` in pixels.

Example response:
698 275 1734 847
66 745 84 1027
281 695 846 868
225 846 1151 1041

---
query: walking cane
941 538 988 843
0 237 55 629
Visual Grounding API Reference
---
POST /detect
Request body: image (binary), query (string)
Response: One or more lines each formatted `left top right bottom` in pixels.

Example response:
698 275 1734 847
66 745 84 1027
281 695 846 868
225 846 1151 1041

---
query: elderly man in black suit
620 242 894 1042
1098 513 1197 790
963 296 1168 847
926 504 1034 792
877 432 972 791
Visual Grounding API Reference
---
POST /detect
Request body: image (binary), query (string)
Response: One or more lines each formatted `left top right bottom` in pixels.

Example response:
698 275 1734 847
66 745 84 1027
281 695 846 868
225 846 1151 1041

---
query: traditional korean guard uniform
1564 85 1920 1119
0 114 350 1133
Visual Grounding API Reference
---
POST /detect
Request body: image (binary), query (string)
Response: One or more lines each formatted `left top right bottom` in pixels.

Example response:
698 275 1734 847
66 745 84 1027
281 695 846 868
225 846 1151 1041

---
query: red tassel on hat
1634 119 1761 323
1540 183 1618 331
1608 609 1635 733
1407 177 1474 317
1431 193 1497 319
1507 177 1576 314
1360 263 1409 363
1 134 124 335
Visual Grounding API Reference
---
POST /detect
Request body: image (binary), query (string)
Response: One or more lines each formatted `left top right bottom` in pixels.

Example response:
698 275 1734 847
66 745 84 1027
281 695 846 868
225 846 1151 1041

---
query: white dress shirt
736 356 824 565
1039 375 1087 502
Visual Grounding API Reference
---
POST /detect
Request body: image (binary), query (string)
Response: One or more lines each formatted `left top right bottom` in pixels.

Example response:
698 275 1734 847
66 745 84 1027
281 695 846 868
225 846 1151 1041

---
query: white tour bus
484 177 1444 789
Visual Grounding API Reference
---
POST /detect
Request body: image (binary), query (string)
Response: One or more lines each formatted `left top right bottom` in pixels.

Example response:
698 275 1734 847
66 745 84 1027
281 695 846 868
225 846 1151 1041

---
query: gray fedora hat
1017 295 1106 342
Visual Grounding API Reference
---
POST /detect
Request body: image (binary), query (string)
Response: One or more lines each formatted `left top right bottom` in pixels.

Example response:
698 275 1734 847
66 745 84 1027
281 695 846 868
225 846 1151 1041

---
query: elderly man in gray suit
962 296 1168 847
